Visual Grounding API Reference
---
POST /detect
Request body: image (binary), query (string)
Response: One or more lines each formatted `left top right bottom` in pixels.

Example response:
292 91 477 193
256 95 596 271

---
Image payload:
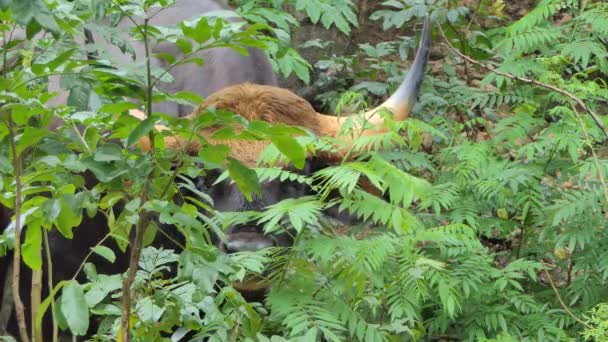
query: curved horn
316 16 432 137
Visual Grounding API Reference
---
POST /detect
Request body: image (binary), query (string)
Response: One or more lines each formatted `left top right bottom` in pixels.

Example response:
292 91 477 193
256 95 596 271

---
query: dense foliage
1 0 608 341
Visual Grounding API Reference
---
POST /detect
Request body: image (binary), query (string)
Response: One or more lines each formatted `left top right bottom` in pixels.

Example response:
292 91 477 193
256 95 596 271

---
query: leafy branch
437 24 608 139
541 264 591 329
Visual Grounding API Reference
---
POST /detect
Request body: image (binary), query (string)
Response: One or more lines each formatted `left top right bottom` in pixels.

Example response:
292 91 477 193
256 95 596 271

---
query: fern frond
254 167 312 186
560 39 608 69
416 224 482 259
339 189 421 233
577 6 608 36
507 0 576 35
258 196 323 234
470 90 534 110
418 182 460 215
269 290 346 341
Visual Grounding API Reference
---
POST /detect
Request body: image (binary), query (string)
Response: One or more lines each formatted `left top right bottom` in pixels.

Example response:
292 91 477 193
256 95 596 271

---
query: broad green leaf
67 83 92 111
82 158 129 182
84 274 122 308
227 157 261 201
181 17 211 44
94 143 122 162
199 144 230 165
142 221 158 247
22 220 42 270
61 281 89 336
48 49 76 71
91 245 116 263
127 116 155 147
41 198 61 222
269 135 305 169
35 280 68 333
173 91 203 106
98 102 139 115
16 127 47 155
55 196 83 239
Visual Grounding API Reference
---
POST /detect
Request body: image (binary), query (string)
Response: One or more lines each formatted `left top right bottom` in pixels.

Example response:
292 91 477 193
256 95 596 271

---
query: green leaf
173 91 203 106
227 157 261 201
48 49 76 71
93 143 122 162
269 135 305 169
22 221 42 270
35 280 68 333
175 38 192 54
142 221 158 247
16 127 47 155
198 144 230 165
82 158 129 183
61 281 89 336
98 102 139 115
127 116 155 147
85 274 122 308
181 17 212 44
91 245 116 263
55 196 83 239
41 198 61 222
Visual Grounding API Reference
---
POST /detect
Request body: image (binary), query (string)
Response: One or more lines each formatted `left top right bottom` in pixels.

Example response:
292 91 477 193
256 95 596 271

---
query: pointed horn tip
370 15 432 118
419 16 432 51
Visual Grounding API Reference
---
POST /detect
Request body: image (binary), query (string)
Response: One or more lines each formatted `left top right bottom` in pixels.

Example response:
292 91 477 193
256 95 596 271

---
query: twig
570 104 608 210
541 264 591 328
70 233 112 281
7 113 30 342
43 231 58 342
120 15 156 341
120 196 153 342
437 25 608 140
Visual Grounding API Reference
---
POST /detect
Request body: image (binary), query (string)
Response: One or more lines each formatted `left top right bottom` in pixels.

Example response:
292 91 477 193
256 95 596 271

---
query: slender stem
70 232 112 281
570 104 608 211
541 264 591 328
119 198 152 342
438 25 608 139
70 121 92 154
516 223 525 259
566 260 574 286
31 269 42 341
43 231 58 342
7 113 30 342
542 142 560 173
120 16 157 341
